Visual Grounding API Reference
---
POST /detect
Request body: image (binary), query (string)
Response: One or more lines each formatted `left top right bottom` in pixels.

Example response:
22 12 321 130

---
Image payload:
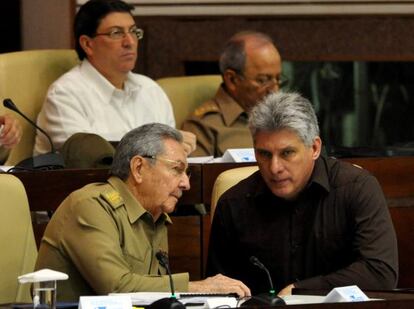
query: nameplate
222 148 256 163
324 285 369 303
79 295 132 309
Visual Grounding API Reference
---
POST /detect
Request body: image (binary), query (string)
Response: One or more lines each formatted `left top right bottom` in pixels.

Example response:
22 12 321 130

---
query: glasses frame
142 155 191 178
236 71 289 89
93 27 144 40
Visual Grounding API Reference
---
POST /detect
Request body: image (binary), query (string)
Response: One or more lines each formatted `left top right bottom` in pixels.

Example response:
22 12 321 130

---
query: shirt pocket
123 248 149 273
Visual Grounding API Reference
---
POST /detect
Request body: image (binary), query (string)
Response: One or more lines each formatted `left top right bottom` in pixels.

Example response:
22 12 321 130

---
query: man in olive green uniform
0 113 22 163
182 31 282 157
35 123 250 301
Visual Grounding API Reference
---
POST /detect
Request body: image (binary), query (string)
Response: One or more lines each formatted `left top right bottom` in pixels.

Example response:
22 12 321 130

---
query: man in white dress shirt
34 0 195 166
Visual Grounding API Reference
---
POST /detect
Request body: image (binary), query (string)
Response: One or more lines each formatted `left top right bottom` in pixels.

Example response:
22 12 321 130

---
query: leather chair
0 174 37 303
157 75 222 129
0 49 79 166
210 166 259 221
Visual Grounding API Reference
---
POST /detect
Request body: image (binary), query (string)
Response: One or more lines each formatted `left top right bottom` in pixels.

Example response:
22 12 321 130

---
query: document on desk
110 292 237 308
281 295 326 305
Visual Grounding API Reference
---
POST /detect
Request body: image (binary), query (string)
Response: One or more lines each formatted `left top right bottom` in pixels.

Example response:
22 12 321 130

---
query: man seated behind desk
35 123 250 301
182 31 282 157
33 0 195 165
207 92 398 296
0 113 22 163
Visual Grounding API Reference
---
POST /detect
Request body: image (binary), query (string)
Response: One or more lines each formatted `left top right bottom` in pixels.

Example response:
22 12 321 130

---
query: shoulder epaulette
193 101 220 117
100 189 124 208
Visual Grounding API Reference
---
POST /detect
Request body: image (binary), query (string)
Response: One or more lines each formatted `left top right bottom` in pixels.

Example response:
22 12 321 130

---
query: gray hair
249 92 320 147
110 123 183 180
219 31 275 75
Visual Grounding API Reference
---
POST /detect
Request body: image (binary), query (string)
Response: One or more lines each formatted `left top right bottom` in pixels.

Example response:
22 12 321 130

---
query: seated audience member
182 31 282 157
35 123 250 301
34 0 195 165
207 92 398 295
0 113 22 163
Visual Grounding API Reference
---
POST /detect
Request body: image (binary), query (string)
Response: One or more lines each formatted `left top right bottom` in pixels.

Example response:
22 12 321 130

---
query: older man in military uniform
35 123 250 301
182 31 282 157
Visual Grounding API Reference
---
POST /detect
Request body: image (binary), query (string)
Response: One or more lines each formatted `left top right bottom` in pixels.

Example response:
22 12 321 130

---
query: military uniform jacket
182 85 252 157
35 176 189 301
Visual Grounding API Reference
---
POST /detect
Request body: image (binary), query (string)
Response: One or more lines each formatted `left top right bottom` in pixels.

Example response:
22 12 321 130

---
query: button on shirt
207 156 398 294
34 59 175 155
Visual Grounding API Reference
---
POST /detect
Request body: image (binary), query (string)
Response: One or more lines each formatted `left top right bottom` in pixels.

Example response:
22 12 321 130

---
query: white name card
79 295 132 309
222 148 256 163
324 285 369 303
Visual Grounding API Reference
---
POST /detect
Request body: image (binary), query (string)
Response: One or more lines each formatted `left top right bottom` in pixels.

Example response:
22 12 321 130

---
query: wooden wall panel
134 15 414 79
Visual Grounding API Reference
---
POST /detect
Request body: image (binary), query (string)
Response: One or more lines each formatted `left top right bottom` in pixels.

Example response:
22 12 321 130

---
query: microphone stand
3 98 64 170
241 256 286 307
148 251 185 309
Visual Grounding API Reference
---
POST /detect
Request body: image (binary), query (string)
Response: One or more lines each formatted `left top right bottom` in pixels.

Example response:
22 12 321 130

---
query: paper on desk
110 292 237 308
187 156 214 164
0 165 14 172
112 292 170 305
281 295 326 305
189 149 256 164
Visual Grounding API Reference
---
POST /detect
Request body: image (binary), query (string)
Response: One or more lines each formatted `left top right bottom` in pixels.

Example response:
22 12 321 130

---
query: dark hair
74 0 134 60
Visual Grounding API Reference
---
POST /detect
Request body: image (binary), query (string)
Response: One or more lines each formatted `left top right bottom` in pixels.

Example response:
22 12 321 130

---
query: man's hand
0 114 22 148
278 283 295 296
188 273 251 298
179 130 196 155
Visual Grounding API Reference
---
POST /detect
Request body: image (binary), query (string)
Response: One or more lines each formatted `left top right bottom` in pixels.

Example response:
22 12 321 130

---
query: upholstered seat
0 174 37 303
157 75 221 129
0 49 79 165
210 166 259 221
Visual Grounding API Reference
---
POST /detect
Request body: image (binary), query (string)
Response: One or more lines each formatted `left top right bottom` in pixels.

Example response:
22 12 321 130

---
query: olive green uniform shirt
35 176 189 301
182 86 252 157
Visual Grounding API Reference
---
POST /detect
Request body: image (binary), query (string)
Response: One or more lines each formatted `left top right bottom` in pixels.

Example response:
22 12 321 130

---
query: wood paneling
134 15 414 79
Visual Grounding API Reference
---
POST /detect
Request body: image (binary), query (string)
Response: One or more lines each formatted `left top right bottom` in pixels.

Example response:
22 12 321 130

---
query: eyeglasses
93 26 144 40
237 73 289 88
143 155 191 178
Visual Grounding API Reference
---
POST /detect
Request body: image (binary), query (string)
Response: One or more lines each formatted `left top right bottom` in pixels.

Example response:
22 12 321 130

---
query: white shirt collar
80 59 141 104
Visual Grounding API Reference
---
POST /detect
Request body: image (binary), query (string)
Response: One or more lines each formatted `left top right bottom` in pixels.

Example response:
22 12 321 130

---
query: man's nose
179 173 191 191
122 33 136 46
266 82 279 94
270 156 284 174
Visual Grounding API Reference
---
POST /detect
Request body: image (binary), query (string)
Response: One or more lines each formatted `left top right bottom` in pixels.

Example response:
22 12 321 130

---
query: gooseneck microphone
240 256 286 307
3 98 64 170
156 251 177 298
4 98 56 153
250 256 276 295
148 251 185 309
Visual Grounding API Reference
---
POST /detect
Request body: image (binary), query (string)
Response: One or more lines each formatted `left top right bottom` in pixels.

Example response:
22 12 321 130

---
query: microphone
148 251 185 309
240 256 285 307
3 98 64 170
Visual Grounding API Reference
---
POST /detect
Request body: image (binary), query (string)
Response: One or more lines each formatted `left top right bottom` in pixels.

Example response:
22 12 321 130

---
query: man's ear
129 155 145 184
223 69 238 93
79 35 93 57
312 136 322 160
